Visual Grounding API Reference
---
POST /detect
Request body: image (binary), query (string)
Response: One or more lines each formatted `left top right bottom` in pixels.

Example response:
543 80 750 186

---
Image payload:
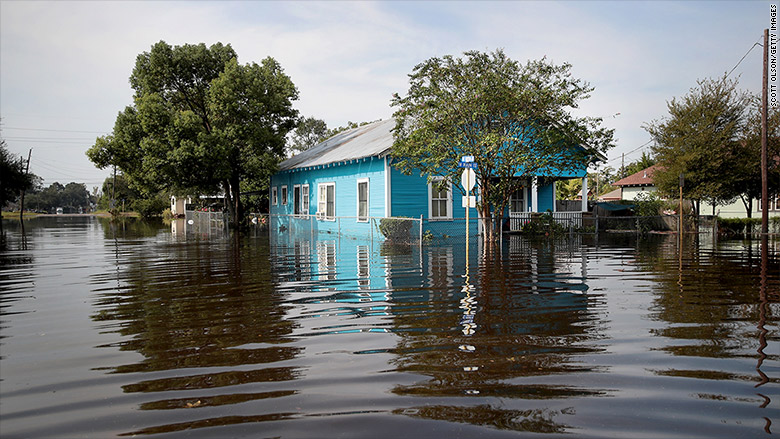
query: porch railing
508 211 583 231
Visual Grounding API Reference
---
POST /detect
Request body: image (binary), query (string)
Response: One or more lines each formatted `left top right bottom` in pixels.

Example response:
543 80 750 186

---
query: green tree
87 41 299 227
327 120 377 138
25 182 92 213
391 49 614 240
1 140 33 231
288 116 329 153
645 76 750 215
618 152 656 179
724 97 780 217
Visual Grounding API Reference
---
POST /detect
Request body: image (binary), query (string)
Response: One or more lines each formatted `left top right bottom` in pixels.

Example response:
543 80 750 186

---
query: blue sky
0 1 770 188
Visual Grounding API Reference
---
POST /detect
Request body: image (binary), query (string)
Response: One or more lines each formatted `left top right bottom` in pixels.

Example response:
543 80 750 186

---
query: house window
357 179 369 222
293 185 301 215
318 182 335 220
302 184 309 215
271 187 278 206
510 187 525 213
429 178 452 220
281 185 288 206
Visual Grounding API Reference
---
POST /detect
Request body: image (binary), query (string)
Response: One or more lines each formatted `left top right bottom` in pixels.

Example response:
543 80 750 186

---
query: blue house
269 119 593 239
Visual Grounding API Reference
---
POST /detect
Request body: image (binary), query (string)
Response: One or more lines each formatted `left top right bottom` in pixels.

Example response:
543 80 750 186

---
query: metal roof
279 119 395 171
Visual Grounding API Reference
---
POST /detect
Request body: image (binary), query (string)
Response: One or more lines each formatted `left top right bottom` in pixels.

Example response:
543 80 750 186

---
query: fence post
419 215 423 252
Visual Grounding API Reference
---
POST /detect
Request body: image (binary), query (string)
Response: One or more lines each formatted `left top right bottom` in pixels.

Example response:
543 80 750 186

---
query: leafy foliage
87 41 299 228
378 217 413 241
644 76 771 215
0 140 33 210
520 212 567 236
288 117 329 153
24 182 92 212
391 49 614 240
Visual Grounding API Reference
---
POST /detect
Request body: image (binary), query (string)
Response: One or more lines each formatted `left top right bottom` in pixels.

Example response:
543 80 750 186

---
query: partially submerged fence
184 209 228 236
267 212 762 244
269 214 423 244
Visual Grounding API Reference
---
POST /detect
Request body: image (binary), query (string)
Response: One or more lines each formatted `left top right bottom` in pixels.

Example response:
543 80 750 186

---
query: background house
269 119 591 238
612 164 660 201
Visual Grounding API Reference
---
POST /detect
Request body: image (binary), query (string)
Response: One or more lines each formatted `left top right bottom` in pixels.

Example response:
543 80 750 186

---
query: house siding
270 157 386 237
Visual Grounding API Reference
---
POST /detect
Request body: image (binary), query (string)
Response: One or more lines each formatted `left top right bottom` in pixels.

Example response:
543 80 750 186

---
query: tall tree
391 49 614 240
725 97 780 217
288 117 329 153
645 76 751 215
0 140 33 226
87 41 299 228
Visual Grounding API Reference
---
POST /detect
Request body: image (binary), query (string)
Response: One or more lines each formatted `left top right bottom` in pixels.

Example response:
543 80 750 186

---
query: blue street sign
458 161 477 169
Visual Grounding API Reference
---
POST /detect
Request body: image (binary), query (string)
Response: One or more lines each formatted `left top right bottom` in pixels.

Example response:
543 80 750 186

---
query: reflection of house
611 165 660 201
270 119 595 237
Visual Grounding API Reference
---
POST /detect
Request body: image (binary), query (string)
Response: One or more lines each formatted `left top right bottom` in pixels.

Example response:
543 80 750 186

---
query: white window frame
317 182 336 221
302 184 309 216
509 186 526 214
357 178 369 222
281 185 288 206
428 177 453 220
271 187 278 206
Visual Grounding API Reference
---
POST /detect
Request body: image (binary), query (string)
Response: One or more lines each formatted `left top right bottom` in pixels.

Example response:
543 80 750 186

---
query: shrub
134 197 168 219
718 217 761 237
379 218 413 241
633 192 665 233
521 212 566 236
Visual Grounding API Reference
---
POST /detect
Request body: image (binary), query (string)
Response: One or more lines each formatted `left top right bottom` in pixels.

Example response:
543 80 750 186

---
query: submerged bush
379 218 413 241
521 212 566 236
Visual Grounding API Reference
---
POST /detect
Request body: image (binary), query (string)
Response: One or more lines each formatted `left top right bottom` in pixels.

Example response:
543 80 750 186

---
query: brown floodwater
0 216 777 438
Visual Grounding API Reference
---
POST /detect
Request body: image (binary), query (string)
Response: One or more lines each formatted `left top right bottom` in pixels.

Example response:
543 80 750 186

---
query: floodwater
0 216 777 438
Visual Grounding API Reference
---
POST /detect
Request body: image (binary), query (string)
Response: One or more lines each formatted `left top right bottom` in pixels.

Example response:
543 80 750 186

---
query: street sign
461 155 474 162
458 161 477 169
461 195 476 208
461 168 476 192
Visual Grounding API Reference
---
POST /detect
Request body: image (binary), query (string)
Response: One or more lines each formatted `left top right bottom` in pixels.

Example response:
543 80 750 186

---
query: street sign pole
461 165 477 270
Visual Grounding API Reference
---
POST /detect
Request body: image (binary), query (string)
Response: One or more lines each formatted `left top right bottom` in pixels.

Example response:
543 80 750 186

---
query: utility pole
18 148 31 221
761 28 769 235
621 153 625 178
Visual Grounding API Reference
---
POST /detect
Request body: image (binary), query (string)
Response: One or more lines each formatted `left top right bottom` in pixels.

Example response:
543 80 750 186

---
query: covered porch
506 175 589 232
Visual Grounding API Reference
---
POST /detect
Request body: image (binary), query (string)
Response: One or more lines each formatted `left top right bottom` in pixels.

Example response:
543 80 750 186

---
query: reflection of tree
634 236 779 362
393 404 573 434
389 238 608 432
90 231 300 424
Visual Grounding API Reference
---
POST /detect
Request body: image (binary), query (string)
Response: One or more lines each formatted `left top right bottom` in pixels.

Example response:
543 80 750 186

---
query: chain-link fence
268 214 423 244
184 209 228 237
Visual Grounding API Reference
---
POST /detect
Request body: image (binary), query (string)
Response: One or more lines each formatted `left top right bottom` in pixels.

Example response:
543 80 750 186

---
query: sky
0 0 772 189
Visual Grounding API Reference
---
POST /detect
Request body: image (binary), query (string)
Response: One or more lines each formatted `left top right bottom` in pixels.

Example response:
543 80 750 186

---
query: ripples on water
0 216 777 438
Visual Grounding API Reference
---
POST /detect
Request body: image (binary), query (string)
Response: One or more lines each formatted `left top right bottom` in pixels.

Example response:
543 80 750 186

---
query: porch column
531 177 538 213
581 177 588 212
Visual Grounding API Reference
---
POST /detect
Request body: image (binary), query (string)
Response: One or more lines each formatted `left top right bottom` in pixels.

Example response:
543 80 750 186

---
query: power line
1 126 109 135
726 35 762 79
605 139 653 164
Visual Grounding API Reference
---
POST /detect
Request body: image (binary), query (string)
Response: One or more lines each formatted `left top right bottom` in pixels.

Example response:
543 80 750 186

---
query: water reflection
1 217 777 438
90 225 301 436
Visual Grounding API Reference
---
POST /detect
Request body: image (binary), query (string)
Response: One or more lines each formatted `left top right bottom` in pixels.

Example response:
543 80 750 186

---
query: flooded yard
0 216 777 438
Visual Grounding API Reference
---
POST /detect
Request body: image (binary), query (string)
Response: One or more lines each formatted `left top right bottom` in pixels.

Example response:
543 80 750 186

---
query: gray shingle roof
279 119 394 171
